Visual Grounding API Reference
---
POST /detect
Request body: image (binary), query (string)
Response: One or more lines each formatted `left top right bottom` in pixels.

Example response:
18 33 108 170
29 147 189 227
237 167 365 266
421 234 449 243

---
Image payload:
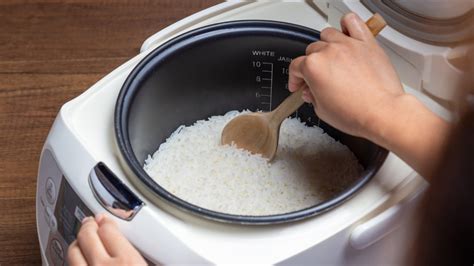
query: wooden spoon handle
270 89 304 124
366 13 387 36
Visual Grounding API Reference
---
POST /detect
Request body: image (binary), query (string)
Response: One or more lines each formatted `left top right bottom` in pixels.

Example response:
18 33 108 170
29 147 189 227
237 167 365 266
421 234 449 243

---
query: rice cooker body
115 20 388 224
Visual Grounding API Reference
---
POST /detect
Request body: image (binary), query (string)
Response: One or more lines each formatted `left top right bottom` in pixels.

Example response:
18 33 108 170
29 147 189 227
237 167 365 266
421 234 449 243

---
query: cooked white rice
144 110 363 216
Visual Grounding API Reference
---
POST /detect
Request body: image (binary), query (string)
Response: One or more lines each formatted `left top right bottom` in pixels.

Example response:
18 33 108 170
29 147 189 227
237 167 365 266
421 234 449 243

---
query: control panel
37 149 93 266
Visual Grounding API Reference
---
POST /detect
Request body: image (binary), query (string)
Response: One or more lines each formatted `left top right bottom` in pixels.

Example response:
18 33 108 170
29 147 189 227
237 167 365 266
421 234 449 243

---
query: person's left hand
67 214 147 265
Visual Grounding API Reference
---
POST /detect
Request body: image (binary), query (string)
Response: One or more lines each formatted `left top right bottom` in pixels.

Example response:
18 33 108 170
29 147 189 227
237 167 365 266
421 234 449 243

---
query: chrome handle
89 162 144 220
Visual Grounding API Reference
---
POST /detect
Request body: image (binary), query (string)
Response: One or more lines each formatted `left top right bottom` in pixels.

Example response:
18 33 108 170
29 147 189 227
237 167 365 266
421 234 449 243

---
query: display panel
46 178 93 266
54 177 94 244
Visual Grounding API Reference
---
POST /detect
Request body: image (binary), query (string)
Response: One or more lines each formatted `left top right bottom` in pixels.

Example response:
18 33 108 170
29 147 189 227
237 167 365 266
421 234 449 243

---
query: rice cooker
36 1 470 265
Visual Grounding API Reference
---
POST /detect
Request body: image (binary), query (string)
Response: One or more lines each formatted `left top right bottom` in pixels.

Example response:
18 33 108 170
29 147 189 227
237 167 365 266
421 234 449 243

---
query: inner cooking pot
115 20 388 224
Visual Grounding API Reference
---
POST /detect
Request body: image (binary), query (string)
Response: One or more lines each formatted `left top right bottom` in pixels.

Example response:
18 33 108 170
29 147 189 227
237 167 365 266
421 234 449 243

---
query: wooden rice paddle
221 13 387 161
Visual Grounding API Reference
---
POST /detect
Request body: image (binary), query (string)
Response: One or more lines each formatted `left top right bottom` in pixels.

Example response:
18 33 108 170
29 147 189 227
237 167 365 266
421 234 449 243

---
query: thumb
340 13 374 42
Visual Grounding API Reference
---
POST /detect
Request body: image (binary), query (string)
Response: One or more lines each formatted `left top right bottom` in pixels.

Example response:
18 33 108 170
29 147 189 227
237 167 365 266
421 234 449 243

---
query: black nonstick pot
115 20 388 224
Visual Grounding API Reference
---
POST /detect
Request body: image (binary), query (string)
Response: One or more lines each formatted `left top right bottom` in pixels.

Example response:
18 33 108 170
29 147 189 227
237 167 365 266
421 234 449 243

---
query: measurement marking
255 61 273 111
268 63 273 110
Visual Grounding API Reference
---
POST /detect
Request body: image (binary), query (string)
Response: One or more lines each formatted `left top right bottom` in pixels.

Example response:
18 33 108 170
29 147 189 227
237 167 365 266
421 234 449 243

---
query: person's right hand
289 12 452 179
288 12 404 140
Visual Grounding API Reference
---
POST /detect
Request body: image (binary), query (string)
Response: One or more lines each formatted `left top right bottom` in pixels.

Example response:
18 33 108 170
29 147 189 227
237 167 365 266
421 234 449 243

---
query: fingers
96 215 140 258
306 41 327 55
288 56 306 92
71 214 146 265
340 12 374 42
322 13 375 43
320 27 346 43
289 56 317 104
67 240 87 266
76 217 110 264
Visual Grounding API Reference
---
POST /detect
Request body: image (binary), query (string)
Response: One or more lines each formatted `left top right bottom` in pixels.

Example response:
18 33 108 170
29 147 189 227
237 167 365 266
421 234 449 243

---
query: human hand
67 214 147 265
288 12 404 139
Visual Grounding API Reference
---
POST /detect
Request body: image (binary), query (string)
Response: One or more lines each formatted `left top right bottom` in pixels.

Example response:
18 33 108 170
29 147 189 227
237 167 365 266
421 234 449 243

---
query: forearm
367 94 452 180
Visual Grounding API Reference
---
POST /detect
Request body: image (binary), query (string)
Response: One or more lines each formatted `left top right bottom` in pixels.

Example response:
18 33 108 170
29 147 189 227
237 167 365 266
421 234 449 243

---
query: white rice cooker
36 1 471 265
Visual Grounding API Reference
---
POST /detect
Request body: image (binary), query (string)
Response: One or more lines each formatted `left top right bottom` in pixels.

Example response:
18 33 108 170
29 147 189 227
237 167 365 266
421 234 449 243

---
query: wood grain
0 1 220 264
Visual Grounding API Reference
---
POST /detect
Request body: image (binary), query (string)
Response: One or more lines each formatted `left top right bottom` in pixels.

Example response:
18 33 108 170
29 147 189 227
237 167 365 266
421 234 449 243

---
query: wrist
364 91 453 177
364 93 416 148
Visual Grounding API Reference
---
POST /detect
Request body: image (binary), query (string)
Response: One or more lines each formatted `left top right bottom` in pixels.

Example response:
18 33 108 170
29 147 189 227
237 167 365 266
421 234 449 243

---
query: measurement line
258 61 274 111
269 63 273 110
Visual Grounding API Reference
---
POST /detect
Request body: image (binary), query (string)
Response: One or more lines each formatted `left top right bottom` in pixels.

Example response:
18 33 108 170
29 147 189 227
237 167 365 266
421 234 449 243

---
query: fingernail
347 13 360 24
81 216 93 224
347 13 364 34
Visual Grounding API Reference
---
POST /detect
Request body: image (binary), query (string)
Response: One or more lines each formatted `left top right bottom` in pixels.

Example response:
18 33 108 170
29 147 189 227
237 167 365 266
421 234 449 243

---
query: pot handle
89 162 144 221
350 174 427 250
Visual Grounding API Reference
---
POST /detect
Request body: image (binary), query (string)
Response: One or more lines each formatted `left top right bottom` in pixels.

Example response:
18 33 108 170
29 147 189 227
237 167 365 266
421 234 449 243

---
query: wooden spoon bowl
221 90 303 160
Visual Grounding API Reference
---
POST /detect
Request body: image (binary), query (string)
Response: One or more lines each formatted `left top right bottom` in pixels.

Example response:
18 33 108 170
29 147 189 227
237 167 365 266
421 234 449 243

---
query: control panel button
50 216 58 233
46 177 56 204
50 238 64 264
44 206 58 232
45 206 53 223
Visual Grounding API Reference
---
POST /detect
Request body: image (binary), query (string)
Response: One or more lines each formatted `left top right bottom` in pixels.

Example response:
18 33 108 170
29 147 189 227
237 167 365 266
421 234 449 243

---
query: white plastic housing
37 1 453 265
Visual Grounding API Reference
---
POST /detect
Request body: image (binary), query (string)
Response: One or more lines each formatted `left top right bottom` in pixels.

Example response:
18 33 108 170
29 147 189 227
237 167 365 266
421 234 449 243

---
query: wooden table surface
0 1 220 264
